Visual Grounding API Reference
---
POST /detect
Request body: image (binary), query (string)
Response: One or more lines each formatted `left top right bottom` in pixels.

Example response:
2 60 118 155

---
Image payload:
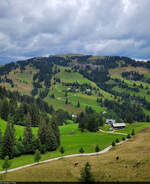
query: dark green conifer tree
2 156 11 173
2 122 15 159
51 114 60 146
80 162 94 182
77 100 80 108
0 129 3 158
23 113 33 145
45 121 57 151
0 98 9 121
38 117 47 145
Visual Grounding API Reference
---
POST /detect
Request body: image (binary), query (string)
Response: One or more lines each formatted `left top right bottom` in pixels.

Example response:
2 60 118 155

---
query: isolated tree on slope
34 149 41 164
2 156 11 173
80 162 94 182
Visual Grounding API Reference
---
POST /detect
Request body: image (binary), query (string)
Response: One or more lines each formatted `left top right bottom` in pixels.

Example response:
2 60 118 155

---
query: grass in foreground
1 127 150 182
0 122 149 173
0 123 124 171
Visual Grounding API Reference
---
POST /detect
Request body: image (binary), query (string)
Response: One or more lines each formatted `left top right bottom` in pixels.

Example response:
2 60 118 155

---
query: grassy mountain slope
0 118 149 172
2 126 150 182
0 54 150 118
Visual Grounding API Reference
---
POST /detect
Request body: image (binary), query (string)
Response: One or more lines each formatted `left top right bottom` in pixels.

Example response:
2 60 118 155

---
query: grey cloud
0 0 150 64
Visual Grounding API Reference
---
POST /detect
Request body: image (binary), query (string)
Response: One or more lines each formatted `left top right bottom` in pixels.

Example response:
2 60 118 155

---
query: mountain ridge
0 54 150 123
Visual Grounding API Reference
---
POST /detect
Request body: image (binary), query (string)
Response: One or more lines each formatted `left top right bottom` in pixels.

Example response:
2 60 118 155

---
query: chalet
112 123 126 129
105 119 115 125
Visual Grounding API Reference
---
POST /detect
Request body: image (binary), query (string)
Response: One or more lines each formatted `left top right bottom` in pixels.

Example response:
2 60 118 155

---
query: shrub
127 134 131 139
131 129 135 136
95 145 100 152
34 149 41 163
115 138 119 143
122 137 125 141
112 141 116 147
60 146 64 155
79 147 84 153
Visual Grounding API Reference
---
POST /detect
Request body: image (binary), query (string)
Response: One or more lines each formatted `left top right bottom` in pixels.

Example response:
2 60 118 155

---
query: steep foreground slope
2 127 150 182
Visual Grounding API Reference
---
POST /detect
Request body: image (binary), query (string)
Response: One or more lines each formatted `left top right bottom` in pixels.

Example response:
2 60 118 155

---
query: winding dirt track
0 139 127 174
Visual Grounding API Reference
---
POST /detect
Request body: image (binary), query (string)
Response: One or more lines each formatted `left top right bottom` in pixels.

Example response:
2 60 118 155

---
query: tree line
0 113 60 159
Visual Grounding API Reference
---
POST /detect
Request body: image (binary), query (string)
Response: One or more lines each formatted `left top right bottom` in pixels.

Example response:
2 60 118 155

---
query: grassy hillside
0 119 38 138
0 123 124 171
0 66 38 95
1 55 150 120
2 126 150 182
0 120 149 172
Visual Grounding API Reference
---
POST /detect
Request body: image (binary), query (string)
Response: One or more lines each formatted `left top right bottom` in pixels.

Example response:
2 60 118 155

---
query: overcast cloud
0 0 150 64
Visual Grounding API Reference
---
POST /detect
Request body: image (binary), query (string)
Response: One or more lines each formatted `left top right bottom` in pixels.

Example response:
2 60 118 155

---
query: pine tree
80 162 94 182
51 115 60 146
23 113 33 145
65 98 68 104
0 98 9 121
131 129 135 136
115 138 119 143
77 100 80 108
112 141 115 147
0 129 3 158
78 112 85 132
34 149 41 163
45 121 57 151
95 145 100 152
60 146 64 156
127 134 131 139
2 156 11 173
38 117 47 145
79 147 84 153
2 123 15 159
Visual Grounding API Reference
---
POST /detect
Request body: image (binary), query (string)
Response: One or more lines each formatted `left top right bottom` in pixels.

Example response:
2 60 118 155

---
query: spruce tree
131 129 135 136
0 98 9 121
79 147 84 153
115 138 119 143
38 117 47 145
45 121 57 151
77 100 80 108
23 113 33 145
80 162 94 182
78 112 85 131
65 98 68 104
2 123 15 159
0 129 3 158
51 114 60 146
2 156 11 173
95 145 100 152
112 141 115 147
60 146 64 156
34 149 41 164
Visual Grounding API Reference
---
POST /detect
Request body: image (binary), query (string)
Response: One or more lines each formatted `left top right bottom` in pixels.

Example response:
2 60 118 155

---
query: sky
0 0 150 64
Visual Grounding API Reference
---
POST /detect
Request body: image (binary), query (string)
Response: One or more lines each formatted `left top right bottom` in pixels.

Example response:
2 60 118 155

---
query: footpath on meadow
99 129 127 135
0 139 128 174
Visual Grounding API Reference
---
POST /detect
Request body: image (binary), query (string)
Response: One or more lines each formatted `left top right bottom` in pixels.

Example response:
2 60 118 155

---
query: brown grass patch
109 67 150 78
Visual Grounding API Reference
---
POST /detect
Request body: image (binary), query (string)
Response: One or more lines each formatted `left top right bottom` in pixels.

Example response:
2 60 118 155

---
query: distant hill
0 54 150 122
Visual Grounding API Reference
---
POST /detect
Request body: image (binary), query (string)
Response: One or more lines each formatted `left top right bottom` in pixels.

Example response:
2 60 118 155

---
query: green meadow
0 120 150 171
